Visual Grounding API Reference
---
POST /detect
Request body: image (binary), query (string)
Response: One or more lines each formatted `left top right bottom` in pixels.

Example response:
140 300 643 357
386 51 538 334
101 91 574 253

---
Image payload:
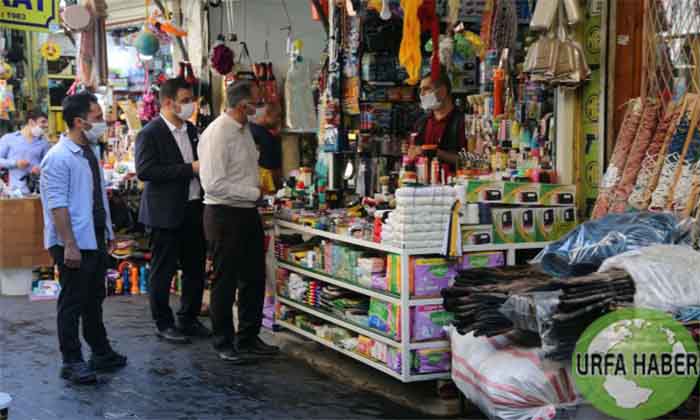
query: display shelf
278 296 401 348
276 218 550 382
278 295 450 350
280 261 445 307
277 220 405 254
277 220 550 256
277 320 451 382
279 262 401 305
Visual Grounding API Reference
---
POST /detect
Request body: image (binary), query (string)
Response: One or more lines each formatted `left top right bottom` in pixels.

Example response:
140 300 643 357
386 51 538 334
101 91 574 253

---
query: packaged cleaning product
412 348 451 373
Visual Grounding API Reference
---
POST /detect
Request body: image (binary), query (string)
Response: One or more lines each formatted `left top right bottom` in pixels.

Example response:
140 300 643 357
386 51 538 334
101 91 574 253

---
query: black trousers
149 201 206 331
204 205 265 349
50 231 110 364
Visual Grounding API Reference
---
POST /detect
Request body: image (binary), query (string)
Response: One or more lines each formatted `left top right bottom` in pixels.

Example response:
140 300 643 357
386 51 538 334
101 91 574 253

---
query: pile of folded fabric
381 186 455 253
544 270 635 360
441 266 556 337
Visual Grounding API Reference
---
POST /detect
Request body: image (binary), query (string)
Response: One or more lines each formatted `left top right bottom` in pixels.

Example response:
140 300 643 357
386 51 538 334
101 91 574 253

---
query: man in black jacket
135 78 209 343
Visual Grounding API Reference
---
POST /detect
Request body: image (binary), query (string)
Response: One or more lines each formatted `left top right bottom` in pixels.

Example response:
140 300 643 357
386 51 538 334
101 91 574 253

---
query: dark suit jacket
135 116 200 229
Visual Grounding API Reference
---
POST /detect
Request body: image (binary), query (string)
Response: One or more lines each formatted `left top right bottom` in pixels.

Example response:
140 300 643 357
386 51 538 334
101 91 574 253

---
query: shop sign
0 0 58 33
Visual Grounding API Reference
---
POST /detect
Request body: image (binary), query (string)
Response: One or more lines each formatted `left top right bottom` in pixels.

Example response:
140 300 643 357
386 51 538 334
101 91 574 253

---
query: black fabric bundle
441 266 556 337
544 269 635 360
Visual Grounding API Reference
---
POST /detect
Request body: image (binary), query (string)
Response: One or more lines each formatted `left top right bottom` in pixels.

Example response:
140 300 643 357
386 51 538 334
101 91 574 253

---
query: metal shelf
278 296 401 348
277 220 550 255
279 262 401 305
277 320 450 383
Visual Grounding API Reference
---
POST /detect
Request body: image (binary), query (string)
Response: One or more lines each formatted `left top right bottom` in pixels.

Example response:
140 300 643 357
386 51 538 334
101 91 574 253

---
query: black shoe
156 327 191 344
178 319 212 338
217 348 248 364
60 361 97 385
238 337 279 356
88 350 128 372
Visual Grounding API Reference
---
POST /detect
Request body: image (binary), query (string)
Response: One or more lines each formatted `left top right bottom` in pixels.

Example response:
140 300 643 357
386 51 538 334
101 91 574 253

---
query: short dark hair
25 108 47 123
62 93 98 129
422 66 452 95
226 80 255 108
160 77 192 102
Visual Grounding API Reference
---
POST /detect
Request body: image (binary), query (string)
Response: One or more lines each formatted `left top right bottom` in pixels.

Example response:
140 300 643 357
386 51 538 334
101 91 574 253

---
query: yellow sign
0 0 58 32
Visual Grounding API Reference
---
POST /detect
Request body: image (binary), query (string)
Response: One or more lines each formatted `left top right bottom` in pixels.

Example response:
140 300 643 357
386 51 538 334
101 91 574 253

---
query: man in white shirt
135 78 210 344
199 80 279 362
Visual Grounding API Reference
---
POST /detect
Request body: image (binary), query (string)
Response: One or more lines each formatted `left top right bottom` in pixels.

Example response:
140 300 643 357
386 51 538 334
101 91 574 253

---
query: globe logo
573 308 699 420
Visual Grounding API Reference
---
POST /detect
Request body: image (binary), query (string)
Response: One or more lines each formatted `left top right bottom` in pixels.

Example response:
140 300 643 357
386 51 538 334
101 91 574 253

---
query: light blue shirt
0 131 50 194
40 135 114 250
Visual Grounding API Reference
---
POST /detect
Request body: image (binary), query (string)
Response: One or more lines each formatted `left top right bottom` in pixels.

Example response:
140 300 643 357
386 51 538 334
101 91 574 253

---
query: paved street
0 295 430 420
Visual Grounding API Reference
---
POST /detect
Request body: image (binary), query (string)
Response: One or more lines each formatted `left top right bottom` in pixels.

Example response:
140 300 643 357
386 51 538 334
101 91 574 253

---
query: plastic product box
514 208 537 243
541 184 577 206
504 182 541 205
536 207 557 241
461 224 494 245
492 208 516 244
465 180 505 203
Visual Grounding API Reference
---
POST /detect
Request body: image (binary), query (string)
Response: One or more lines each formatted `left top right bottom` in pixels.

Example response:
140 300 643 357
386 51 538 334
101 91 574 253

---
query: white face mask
176 102 195 121
420 91 440 111
248 106 266 123
30 126 44 138
85 122 107 142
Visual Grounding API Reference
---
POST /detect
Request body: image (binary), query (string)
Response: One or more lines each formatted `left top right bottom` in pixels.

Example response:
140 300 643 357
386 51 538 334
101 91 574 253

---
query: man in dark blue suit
135 78 209 343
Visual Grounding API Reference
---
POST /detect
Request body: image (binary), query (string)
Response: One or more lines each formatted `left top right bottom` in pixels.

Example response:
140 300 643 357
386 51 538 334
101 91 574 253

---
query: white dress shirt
198 113 260 208
161 114 201 201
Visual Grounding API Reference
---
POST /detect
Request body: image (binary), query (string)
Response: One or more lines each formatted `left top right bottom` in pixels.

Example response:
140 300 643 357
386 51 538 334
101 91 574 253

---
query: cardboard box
461 224 493 245
514 208 537 243
492 208 516 244
541 184 577 206
504 182 541 205
466 180 505 203
536 207 558 242
0 198 52 268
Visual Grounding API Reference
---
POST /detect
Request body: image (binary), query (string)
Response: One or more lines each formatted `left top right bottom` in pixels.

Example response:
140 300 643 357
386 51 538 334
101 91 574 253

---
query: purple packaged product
412 258 457 297
411 305 452 341
371 274 387 291
387 348 402 373
412 348 451 373
457 251 505 270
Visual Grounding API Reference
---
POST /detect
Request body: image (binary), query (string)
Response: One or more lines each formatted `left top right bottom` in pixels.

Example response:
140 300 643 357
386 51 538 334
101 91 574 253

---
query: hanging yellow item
41 41 61 61
399 0 423 85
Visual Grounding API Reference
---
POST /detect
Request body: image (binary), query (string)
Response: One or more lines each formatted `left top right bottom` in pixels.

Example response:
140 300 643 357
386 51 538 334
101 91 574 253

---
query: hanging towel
399 0 423 85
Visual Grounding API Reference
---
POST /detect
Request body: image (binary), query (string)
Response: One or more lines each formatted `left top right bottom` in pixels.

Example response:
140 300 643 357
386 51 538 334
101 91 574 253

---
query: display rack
275 219 550 382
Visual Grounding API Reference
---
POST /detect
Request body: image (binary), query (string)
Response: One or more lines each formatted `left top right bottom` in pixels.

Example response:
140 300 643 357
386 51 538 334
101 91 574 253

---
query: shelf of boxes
277 320 450 382
275 219 549 382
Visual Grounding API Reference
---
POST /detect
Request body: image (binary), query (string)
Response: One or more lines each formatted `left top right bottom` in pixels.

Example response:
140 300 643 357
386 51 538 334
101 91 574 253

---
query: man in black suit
135 78 209 343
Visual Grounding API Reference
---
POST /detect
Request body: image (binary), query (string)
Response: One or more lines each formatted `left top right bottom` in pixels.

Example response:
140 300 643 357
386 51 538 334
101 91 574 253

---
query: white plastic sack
598 244 700 313
450 328 581 420
285 58 317 131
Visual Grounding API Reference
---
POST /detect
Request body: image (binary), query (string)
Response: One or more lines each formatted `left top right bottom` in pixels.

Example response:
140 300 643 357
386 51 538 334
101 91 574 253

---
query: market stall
262 0 592 385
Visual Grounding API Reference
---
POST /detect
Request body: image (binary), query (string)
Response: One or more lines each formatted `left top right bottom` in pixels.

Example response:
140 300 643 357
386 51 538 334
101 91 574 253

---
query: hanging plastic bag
285 43 317 131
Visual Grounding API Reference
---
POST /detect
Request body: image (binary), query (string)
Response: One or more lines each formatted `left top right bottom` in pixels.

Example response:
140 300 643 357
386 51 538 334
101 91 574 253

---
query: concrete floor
0 295 435 420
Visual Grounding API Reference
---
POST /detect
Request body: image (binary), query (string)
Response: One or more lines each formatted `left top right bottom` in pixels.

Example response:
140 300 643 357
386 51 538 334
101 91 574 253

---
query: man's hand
16 159 29 169
31 166 41 175
192 161 200 174
64 242 81 269
407 145 423 160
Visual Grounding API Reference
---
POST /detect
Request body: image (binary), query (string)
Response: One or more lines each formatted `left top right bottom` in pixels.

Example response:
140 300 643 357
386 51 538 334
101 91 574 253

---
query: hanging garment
399 0 423 85
418 0 440 80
